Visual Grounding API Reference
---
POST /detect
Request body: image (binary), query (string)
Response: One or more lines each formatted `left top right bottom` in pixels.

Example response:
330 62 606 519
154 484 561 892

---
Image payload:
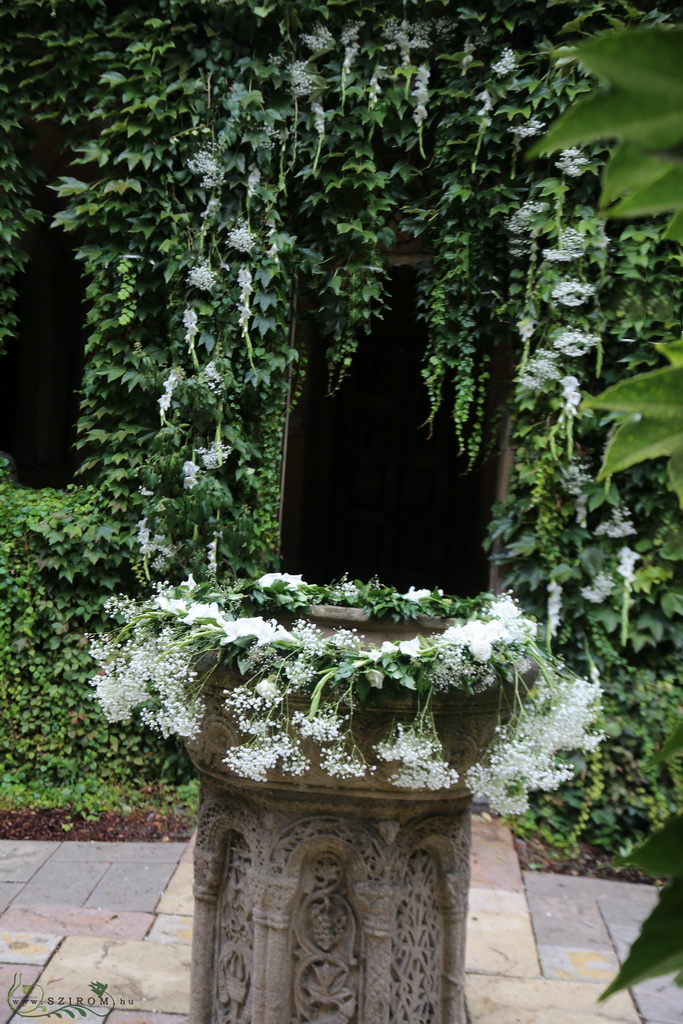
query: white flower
158 369 179 416
617 547 639 586
517 318 535 342
398 637 422 657
543 228 586 263
581 572 615 603
227 221 256 253
555 148 589 177
518 350 562 389
247 165 261 196
412 63 430 128
380 641 398 654
560 375 581 419
182 308 198 342
476 89 492 116
237 265 253 329
595 507 636 538
187 148 224 189
187 259 217 292
551 279 595 308
402 587 432 601
255 677 279 700
365 668 384 688
257 572 306 588
301 23 334 53
508 118 545 138
202 362 224 395
291 60 315 97
553 329 600 358
547 580 562 637
492 48 518 77
183 460 200 489
311 101 325 135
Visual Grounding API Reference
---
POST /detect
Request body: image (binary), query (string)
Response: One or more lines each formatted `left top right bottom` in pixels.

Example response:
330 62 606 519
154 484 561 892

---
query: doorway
280 269 502 596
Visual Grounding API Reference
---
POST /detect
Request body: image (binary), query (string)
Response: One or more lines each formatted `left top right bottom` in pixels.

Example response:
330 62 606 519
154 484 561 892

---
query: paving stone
0 930 62 965
51 843 186 863
0 963 42 1024
526 891 613 951
524 872 658 906
179 835 195 864
471 820 524 893
0 843 56 883
630 974 683 1024
468 887 528 916
536 944 620 982
599 889 660 931
85 863 179 913
605 923 683 1024
467 910 540 978
155 863 193 917
36 936 190 1014
0 886 23 915
465 974 641 1023
11 861 108 908
145 915 193 945
0 905 153 941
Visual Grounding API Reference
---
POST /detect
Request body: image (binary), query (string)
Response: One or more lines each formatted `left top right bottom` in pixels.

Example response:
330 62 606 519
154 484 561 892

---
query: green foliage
1 0 683 849
0 479 194 813
584 341 683 504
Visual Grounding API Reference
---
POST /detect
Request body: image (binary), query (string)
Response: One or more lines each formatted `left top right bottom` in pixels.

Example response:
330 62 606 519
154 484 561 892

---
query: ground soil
0 806 195 843
514 833 659 885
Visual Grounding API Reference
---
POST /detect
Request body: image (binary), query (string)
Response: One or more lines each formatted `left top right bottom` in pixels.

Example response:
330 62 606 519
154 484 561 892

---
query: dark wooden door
281 269 493 596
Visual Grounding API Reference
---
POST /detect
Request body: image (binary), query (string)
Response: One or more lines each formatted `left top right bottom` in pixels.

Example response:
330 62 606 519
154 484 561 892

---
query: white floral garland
89 573 603 814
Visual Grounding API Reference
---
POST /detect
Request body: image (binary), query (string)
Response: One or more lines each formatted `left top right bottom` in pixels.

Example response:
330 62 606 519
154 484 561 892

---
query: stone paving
0 820 680 1023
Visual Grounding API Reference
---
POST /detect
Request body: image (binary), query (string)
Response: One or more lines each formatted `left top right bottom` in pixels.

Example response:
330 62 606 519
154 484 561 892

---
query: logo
7 974 134 1019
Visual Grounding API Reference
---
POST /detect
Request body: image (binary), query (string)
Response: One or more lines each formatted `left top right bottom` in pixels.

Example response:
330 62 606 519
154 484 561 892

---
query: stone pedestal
184 647 525 1024
189 775 472 1024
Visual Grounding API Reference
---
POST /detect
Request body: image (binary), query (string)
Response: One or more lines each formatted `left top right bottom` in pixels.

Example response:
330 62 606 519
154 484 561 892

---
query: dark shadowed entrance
280 269 502 596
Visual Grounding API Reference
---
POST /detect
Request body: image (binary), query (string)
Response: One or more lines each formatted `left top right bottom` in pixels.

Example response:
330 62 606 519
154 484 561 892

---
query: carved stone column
183 652 525 1024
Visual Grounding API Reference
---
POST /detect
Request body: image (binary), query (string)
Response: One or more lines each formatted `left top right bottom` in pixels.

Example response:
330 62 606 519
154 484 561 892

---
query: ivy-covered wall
2 0 682 846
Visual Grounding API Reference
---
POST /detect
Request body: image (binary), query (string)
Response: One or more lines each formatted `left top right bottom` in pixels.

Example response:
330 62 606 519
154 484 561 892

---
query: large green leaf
577 28 683 100
600 879 683 999
617 814 683 877
652 721 683 763
601 143 670 207
584 365 683 506
533 91 683 154
583 364 683 415
599 415 683 477
609 165 683 217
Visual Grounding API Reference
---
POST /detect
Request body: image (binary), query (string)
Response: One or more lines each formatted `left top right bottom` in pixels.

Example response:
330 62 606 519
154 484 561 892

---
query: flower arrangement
89 574 603 814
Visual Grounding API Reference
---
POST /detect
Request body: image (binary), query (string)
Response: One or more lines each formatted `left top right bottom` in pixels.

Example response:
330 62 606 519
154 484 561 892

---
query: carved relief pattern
215 833 253 1024
290 852 360 1024
271 817 384 881
389 849 442 1024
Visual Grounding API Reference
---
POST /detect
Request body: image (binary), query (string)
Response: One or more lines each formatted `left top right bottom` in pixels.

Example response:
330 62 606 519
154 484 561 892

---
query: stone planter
185 609 528 1024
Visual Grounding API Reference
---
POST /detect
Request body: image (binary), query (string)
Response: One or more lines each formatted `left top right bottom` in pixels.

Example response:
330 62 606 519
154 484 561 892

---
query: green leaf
600 415 683 475
652 721 683 763
584 365 683 416
533 91 683 155
601 143 670 207
577 28 683 101
609 165 683 218
617 813 683 876
600 878 683 999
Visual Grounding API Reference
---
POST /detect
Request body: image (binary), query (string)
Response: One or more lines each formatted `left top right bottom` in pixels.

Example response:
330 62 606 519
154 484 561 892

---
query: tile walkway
0 820 679 1023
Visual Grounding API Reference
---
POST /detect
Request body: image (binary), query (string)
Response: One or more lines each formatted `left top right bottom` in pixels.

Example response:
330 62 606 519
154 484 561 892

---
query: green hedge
0 472 194 814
